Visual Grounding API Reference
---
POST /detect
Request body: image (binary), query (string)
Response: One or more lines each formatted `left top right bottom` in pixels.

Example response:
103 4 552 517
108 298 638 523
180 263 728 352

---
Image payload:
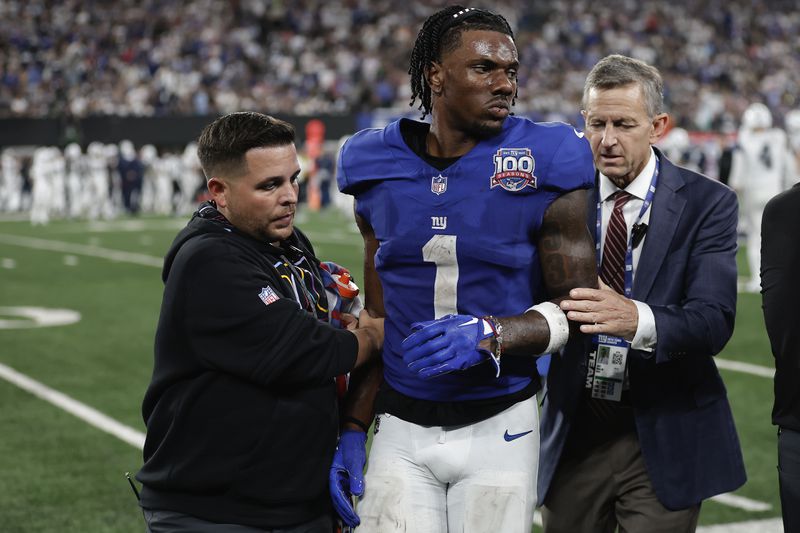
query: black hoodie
136 202 358 527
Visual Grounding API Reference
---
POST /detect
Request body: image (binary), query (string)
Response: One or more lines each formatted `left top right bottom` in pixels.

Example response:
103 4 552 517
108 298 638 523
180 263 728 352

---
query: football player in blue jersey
329 6 598 532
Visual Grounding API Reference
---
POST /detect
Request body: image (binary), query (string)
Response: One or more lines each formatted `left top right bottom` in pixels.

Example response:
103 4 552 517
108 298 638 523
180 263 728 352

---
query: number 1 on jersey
422 235 458 318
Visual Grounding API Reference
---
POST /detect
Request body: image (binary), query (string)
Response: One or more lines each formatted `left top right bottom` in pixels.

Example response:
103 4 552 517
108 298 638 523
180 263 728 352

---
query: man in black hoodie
136 112 384 532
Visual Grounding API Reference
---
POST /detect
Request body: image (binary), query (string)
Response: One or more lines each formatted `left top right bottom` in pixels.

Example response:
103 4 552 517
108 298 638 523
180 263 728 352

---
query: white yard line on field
0 231 360 269
0 361 145 450
0 233 164 267
710 493 772 512
715 357 775 378
697 518 783 532
533 494 783 533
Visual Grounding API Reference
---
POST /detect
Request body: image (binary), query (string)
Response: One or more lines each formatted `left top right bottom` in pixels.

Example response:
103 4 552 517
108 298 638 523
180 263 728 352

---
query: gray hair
582 54 664 118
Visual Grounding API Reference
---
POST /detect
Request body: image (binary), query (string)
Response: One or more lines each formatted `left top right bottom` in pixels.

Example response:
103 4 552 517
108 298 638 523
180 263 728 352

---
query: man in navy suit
538 55 746 532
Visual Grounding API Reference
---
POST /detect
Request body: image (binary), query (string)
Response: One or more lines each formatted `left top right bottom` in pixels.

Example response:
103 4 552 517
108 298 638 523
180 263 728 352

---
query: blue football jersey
338 116 594 402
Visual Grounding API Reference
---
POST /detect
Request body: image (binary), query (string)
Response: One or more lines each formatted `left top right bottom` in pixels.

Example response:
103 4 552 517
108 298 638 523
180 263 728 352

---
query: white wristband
526 301 570 354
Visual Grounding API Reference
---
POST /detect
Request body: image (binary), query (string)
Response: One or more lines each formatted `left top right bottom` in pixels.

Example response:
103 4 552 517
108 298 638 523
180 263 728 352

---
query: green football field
0 208 781 532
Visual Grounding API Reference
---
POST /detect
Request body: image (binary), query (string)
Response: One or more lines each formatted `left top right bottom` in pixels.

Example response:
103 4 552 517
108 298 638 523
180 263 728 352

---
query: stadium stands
1 0 799 130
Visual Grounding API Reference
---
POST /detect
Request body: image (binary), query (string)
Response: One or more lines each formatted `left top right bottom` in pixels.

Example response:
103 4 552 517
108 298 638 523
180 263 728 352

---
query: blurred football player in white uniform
785 109 800 175
178 142 203 214
154 150 177 215
139 144 159 214
86 142 114 220
659 126 708 175
105 143 123 214
50 147 67 218
330 135 355 218
1 149 23 212
729 103 796 292
65 143 87 218
30 147 53 225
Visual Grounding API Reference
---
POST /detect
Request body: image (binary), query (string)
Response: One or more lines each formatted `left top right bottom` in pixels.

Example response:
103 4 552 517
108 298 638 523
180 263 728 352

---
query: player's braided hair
409 6 515 119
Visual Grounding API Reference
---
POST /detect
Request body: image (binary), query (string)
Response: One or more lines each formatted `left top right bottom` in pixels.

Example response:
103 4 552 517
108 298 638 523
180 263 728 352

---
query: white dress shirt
598 147 658 351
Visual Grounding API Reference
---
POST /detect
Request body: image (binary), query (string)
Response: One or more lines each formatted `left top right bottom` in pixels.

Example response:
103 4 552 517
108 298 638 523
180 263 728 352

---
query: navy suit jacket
538 149 747 510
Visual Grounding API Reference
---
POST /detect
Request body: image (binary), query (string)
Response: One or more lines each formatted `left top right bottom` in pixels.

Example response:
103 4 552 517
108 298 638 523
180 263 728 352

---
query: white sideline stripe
0 361 145 450
711 492 772 512
697 518 783 532
0 233 163 267
535 512 782 531
715 357 775 378
0 231 360 268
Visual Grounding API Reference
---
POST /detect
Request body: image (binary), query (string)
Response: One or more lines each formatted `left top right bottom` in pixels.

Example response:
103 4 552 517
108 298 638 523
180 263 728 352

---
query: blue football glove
329 429 367 528
401 314 499 379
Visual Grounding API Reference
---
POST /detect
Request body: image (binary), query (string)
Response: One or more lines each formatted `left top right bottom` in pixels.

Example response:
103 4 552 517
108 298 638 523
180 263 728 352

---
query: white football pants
357 395 539 533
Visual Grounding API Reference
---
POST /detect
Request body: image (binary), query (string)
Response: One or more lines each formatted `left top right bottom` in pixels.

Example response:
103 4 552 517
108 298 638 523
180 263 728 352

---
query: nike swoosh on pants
503 429 533 442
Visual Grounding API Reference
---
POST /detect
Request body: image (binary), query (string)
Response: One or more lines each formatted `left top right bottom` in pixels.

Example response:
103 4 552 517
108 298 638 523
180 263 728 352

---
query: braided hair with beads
408 6 515 119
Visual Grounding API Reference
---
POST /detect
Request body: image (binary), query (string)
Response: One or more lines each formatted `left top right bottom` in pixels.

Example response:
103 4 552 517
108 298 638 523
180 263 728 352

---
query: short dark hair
583 55 664 118
409 6 514 119
197 112 295 180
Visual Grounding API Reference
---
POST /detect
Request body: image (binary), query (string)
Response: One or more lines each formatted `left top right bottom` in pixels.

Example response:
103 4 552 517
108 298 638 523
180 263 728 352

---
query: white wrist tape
526 301 570 354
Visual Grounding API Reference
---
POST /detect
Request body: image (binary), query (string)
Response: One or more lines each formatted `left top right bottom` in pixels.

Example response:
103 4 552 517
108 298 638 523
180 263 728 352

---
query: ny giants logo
490 148 537 192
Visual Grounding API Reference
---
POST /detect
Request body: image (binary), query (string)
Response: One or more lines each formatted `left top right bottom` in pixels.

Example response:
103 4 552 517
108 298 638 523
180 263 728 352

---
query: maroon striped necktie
601 191 632 295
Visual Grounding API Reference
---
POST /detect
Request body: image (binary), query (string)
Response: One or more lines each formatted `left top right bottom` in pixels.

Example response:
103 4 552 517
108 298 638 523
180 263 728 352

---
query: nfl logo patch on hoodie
258 286 279 306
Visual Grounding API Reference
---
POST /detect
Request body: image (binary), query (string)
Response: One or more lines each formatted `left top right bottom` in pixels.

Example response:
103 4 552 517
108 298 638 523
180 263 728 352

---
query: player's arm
401 189 596 378
330 206 383 528
341 208 384 431
490 188 597 356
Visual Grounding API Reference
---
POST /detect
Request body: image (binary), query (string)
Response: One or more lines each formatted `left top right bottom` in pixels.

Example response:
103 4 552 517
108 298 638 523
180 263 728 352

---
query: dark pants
542 431 700 533
779 427 800 533
142 508 334 533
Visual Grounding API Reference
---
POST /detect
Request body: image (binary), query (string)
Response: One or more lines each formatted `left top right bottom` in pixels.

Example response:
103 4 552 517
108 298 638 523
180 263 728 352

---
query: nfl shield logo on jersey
431 174 448 195
490 148 537 191
258 286 280 306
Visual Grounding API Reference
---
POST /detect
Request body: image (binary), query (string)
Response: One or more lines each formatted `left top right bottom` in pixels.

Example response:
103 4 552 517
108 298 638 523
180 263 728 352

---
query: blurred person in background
657 127 707 175
729 102 796 292
178 142 204 214
138 144 160 214
105 143 123 214
86 142 113 220
136 111 384 533
784 109 800 174
315 150 335 209
49 146 67 218
29 147 53 225
159 150 184 216
64 143 87 218
1 149 24 213
762 181 800 533
118 139 144 215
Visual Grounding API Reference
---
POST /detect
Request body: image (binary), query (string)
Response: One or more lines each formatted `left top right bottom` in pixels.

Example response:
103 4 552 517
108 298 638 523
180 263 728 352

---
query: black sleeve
175 240 358 388
762 187 800 376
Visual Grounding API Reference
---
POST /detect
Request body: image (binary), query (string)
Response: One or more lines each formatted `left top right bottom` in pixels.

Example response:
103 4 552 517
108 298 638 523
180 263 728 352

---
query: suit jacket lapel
632 151 686 300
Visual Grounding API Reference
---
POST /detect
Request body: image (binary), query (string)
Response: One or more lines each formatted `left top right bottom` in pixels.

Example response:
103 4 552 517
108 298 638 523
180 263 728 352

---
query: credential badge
258 286 280 306
490 148 537 192
431 174 448 195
